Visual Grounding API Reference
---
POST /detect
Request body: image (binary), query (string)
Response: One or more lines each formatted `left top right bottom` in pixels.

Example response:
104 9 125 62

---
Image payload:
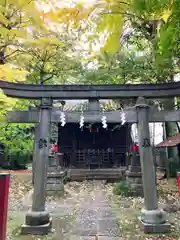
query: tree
0 0 49 78
47 0 178 74
0 1 87 168
0 1 83 111
0 0 46 112
42 0 179 88
65 0 179 161
23 33 82 85
83 0 179 60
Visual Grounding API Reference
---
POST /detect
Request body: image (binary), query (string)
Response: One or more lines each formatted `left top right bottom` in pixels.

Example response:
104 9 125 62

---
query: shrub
113 181 130 197
0 123 34 169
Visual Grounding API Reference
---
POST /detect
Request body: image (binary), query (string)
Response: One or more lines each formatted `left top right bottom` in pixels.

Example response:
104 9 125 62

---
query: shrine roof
156 133 180 147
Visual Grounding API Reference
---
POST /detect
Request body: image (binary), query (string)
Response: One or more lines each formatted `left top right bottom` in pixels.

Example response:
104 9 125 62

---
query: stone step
69 168 126 172
46 183 64 191
46 170 66 196
68 168 126 181
47 178 63 184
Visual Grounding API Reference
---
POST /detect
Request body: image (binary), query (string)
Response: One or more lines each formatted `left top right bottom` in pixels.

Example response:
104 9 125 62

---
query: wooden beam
1 80 180 99
6 109 180 123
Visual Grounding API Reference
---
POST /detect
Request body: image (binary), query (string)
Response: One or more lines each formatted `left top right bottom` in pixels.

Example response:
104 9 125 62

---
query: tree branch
116 1 129 5
5 49 22 59
41 74 54 84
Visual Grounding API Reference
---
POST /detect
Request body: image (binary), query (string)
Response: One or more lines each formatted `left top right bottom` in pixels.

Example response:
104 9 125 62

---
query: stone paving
68 186 120 239
21 181 120 239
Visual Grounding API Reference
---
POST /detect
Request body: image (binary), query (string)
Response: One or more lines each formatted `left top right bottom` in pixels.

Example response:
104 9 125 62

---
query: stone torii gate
2 80 180 235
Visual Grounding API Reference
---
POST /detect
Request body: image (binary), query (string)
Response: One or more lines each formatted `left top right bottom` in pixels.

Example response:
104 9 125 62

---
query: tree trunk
162 98 179 159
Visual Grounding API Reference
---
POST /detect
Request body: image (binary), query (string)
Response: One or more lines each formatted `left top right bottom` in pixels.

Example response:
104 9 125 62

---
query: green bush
7 153 33 169
113 181 130 197
0 123 34 169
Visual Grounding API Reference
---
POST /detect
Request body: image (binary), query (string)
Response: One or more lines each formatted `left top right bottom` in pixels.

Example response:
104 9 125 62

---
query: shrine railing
62 148 126 168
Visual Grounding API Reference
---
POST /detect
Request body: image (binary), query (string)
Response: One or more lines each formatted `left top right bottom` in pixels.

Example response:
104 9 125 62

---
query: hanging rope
79 109 84 129
60 111 66 127
101 108 107 129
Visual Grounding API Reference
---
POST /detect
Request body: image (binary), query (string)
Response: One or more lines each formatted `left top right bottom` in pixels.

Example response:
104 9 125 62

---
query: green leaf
99 14 124 54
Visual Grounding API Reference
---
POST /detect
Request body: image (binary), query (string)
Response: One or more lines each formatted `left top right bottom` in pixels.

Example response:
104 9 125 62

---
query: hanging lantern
133 144 139 152
89 127 99 132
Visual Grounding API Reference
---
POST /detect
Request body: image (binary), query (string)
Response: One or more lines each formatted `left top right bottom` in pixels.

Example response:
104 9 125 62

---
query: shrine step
46 171 66 196
67 168 126 182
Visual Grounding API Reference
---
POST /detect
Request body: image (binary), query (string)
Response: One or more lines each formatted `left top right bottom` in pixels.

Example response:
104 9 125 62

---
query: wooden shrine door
58 123 130 168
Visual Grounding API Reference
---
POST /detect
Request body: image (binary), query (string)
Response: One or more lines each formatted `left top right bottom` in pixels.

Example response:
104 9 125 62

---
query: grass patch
108 176 180 239
112 199 179 239
7 211 76 240
112 198 145 239
7 212 59 240
110 194 180 240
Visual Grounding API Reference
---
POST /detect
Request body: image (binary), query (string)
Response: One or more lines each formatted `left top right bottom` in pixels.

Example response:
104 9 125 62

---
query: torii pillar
136 97 170 233
88 98 100 112
21 98 52 235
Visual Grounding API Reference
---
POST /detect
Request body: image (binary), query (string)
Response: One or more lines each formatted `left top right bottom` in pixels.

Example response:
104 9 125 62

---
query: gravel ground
107 178 180 240
8 172 33 211
6 172 180 240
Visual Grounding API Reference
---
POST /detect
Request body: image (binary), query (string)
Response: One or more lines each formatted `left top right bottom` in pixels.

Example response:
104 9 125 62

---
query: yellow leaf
95 0 128 10
101 33 120 54
0 14 10 26
0 64 28 82
0 5 6 13
0 89 17 119
161 9 172 22
43 6 93 27
10 29 28 38
99 14 124 54
24 37 65 49
0 27 9 38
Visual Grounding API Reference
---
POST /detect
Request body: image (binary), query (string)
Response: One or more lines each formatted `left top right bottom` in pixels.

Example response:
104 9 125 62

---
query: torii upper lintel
0 80 180 99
